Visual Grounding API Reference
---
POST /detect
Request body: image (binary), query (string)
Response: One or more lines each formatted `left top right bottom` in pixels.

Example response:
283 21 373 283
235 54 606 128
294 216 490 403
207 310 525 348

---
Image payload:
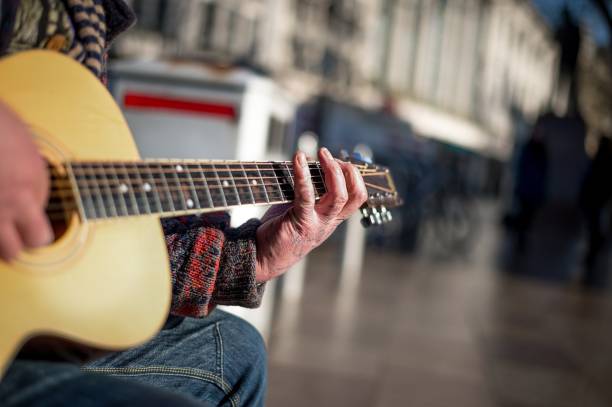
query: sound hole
46 164 76 242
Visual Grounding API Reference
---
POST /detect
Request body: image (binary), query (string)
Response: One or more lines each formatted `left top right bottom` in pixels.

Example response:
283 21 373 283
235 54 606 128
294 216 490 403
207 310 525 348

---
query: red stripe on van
124 92 237 120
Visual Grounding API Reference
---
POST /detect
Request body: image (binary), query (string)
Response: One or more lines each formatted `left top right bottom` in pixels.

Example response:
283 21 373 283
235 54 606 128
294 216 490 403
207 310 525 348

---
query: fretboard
60 160 328 220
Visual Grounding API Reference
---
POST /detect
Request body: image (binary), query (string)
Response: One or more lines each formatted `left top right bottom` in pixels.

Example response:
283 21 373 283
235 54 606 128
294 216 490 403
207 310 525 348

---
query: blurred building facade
114 0 559 159
377 0 558 158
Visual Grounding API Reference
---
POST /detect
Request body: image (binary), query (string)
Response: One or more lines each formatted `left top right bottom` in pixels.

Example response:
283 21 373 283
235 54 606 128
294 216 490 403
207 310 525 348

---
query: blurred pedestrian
514 120 548 253
580 136 612 288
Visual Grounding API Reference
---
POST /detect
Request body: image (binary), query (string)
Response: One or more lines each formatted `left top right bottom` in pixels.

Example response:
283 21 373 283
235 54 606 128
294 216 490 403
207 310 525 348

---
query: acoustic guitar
0 50 401 379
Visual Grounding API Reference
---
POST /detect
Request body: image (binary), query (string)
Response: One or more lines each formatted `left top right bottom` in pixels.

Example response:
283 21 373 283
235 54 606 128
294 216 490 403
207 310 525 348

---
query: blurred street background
106 0 612 405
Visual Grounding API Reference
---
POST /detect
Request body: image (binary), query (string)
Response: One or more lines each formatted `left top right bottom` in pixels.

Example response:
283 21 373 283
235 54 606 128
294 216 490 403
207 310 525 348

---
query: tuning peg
360 207 373 228
360 216 373 228
371 207 383 225
362 207 378 227
380 206 392 223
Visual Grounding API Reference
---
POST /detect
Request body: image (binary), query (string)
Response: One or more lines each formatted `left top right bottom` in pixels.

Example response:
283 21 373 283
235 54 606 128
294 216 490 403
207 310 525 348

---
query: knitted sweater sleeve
162 213 265 318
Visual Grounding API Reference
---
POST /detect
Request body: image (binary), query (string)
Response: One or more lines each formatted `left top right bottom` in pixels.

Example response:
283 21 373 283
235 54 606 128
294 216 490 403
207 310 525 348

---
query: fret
253 164 270 204
276 162 294 201
82 163 107 219
182 164 209 210
102 163 129 217
192 163 214 209
241 163 266 204
258 162 284 203
284 162 295 188
185 165 201 210
72 165 98 220
125 162 151 215
153 163 176 213
201 164 227 208
172 162 199 211
116 163 140 216
226 164 242 205
311 162 327 199
231 163 255 205
214 164 240 207
64 163 84 220
91 163 118 218
162 163 188 212
140 163 163 214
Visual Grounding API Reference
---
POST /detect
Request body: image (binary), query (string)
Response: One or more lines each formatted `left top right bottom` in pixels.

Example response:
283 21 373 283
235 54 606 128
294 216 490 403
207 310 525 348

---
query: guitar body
0 51 171 377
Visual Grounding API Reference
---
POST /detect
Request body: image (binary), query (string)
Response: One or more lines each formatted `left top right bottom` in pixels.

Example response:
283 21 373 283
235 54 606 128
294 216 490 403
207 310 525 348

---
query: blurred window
429 0 446 102
295 0 308 21
198 3 258 60
406 0 422 92
295 0 321 24
201 2 217 49
327 0 359 38
292 37 307 70
377 0 395 85
227 10 238 53
322 48 339 80
267 117 290 154
131 0 168 32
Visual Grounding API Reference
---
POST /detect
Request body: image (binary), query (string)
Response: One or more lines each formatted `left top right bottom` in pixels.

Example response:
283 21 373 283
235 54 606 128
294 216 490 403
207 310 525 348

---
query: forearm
213 218 264 307
162 215 264 318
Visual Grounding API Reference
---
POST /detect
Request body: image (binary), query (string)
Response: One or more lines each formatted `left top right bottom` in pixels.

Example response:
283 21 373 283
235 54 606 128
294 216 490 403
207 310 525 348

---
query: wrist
255 225 272 283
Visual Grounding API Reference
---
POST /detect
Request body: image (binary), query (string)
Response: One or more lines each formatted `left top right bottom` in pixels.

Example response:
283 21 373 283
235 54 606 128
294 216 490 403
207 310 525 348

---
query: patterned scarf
0 0 134 79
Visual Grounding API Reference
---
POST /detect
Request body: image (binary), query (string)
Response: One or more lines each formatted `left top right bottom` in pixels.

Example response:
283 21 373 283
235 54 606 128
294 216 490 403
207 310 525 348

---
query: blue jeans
0 310 267 406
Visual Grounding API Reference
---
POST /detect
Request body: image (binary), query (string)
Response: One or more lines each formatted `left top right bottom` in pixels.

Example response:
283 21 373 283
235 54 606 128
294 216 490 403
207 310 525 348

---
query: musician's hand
0 102 52 262
255 148 367 282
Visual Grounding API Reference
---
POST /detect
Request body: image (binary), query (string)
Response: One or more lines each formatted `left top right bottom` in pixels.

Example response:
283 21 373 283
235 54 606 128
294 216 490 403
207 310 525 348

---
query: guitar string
43 185 314 219
44 193 400 222
46 182 327 200
60 163 380 177
46 181 312 200
46 175 389 204
50 170 387 184
44 184 395 219
44 189 397 219
65 162 328 174
61 160 372 169
44 180 327 215
44 178 395 215
46 171 386 192
45 181 389 207
49 176 327 188
46 184 320 203
43 198 299 222
48 164 382 196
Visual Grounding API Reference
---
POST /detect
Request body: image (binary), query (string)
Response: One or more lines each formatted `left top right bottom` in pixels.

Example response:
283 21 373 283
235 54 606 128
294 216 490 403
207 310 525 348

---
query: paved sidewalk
266 206 612 407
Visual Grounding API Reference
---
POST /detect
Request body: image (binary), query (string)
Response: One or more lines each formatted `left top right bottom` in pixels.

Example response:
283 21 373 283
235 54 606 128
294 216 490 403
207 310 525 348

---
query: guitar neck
58 160 327 220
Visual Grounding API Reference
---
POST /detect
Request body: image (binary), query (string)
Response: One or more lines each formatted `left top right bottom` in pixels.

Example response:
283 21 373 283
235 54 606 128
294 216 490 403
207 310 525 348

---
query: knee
214 311 267 405
217 311 267 369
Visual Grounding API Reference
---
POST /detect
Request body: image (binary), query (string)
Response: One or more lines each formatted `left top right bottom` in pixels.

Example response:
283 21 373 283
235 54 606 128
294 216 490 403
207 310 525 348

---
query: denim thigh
0 360 204 406
83 309 267 407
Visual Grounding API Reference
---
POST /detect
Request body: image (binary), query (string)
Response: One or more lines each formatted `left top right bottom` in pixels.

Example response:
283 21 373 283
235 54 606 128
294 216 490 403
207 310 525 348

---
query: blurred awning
397 99 510 160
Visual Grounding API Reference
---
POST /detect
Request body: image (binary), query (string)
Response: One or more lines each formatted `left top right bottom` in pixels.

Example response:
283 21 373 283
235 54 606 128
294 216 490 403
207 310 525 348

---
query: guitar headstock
350 155 403 228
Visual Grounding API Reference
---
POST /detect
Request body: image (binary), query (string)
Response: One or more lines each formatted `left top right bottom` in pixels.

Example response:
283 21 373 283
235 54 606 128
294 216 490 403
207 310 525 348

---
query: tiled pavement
265 209 612 407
